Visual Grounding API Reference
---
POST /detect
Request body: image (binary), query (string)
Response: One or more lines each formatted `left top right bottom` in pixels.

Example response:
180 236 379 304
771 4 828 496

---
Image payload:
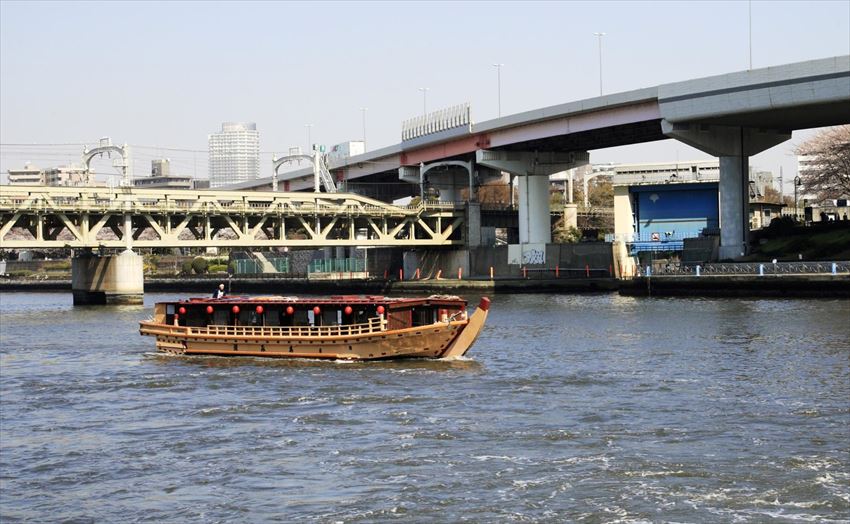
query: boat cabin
156 295 468 330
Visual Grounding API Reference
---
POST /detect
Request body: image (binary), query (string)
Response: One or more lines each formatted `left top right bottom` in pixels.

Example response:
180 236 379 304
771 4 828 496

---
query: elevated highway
245 56 849 260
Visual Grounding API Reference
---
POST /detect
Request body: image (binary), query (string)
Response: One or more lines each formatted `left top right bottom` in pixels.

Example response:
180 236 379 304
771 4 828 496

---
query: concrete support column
719 155 748 259
467 202 482 247
124 213 133 250
518 175 551 244
662 121 791 260
72 250 144 305
562 203 578 230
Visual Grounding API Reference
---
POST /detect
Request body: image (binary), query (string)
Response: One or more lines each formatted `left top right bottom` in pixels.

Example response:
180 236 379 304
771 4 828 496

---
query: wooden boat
139 294 490 360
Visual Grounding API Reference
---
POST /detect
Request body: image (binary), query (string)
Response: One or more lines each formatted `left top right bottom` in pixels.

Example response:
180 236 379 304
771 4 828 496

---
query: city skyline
1 1 849 190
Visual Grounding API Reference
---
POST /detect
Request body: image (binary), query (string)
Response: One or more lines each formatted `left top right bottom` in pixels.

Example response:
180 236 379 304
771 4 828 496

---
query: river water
1 292 848 522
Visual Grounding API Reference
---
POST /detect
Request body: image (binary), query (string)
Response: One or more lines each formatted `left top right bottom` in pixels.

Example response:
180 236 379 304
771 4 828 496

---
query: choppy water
1 291 848 522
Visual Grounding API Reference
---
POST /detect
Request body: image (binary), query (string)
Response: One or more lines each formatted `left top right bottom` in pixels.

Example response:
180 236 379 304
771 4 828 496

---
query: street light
360 107 368 148
794 175 802 220
418 87 429 116
492 63 504 117
593 32 606 95
748 0 753 70
305 123 314 150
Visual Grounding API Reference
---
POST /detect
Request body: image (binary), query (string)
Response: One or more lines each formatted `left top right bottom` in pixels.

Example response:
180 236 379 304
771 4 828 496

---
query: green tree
191 257 208 274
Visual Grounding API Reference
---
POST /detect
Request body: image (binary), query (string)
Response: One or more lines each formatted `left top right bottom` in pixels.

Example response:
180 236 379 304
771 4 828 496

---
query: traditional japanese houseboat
139 295 490 360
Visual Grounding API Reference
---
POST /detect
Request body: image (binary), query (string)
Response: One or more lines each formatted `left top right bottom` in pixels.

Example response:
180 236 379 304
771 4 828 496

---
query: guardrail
640 261 850 277
518 266 613 279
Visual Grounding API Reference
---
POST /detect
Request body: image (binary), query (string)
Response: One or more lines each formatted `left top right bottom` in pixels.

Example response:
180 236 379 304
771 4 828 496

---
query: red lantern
313 306 321 315
206 306 214 314
232 305 240 314
377 305 385 315
178 307 186 315
344 306 353 315
285 306 294 315
255 305 264 314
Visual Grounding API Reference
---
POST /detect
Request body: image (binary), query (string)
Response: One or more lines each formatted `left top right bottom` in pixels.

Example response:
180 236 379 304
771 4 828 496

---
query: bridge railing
0 185 465 216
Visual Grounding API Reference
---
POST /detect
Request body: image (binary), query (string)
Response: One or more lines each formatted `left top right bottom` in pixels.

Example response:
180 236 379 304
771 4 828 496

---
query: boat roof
176 295 466 306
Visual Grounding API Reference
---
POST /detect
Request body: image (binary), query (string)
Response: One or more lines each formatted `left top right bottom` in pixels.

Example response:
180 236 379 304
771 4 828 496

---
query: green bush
228 261 237 274
208 264 228 273
8 270 33 278
191 257 208 274
181 261 193 275
42 261 71 271
554 226 582 244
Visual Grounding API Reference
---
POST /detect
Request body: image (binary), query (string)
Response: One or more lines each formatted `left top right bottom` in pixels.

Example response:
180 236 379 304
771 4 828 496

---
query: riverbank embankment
0 276 619 295
619 274 850 297
5 274 849 297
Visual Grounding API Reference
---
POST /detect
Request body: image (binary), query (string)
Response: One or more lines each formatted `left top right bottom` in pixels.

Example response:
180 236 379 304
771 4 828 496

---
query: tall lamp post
418 87 429 116
492 63 504 117
794 175 802 220
360 107 368 148
305 123 314 150
593 32 606 95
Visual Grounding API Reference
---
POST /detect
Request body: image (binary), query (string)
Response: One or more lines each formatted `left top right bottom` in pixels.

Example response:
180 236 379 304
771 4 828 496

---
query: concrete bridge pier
476 149 589 249
72 250 144 305
662 122 790 259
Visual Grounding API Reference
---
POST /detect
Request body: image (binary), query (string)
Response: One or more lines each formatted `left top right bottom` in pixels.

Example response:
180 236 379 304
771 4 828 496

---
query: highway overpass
242 56 850 260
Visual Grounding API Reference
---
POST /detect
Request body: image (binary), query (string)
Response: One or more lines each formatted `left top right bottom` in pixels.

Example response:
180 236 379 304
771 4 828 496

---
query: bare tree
794 125 850 201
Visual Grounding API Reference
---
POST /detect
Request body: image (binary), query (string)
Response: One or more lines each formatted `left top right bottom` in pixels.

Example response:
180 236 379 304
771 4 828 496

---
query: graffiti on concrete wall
522 248 545 265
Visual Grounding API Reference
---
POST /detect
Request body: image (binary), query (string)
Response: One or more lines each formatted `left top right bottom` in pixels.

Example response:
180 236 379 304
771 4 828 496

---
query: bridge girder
0 186 465 249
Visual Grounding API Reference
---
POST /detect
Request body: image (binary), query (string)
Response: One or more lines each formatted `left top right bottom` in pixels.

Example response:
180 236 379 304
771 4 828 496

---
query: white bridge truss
0 186 466 249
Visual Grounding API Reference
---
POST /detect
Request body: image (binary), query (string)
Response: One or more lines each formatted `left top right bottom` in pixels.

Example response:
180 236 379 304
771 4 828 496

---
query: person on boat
212 283 226 299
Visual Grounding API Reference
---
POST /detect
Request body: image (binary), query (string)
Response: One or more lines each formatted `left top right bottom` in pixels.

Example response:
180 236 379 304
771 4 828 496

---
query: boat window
185 309 206 327
264 308 281 326
213 310 229 325
411 307 432 327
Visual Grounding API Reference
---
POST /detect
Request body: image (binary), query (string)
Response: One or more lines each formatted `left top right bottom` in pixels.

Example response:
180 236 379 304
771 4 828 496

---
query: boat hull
140 296 490 361
140 318 473 361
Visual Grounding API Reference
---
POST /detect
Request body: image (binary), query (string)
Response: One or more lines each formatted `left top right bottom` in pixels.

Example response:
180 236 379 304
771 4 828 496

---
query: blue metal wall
632 183 718 236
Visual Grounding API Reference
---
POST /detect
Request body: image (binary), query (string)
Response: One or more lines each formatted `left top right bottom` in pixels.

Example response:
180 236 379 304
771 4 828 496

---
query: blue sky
1 0 848 189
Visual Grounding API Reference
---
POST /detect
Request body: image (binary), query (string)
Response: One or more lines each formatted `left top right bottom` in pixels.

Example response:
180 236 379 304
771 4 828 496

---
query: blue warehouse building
629 182 719 253
609 161 721 274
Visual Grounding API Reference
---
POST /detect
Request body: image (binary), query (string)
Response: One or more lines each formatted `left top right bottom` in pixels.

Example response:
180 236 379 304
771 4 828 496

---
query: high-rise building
208 122 260 188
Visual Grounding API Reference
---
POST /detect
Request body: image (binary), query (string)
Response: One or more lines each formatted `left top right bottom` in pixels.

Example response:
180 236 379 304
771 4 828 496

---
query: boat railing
190 316 387 338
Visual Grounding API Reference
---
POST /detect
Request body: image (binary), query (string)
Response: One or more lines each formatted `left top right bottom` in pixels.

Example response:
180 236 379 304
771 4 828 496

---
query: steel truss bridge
0 186 466 249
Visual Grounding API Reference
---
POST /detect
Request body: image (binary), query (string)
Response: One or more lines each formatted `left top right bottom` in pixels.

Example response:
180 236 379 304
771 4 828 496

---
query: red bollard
457 267 463 280
522 266 527 279
555 266 560 278
585 264 590 277
384 269 388 280
399 268 404 281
